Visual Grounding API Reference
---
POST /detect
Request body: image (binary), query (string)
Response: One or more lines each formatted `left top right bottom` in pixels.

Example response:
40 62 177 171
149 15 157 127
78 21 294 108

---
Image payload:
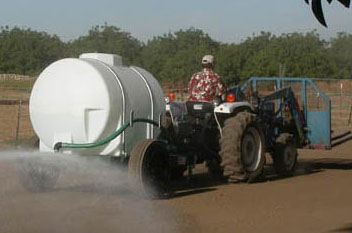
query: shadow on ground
169 173 226 198
169 156 352 198
330 223 352 232
300 158 352 170
264 157 352 182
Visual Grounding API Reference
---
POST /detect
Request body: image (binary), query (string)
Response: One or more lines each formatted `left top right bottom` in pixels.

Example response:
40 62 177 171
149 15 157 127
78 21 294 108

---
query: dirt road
1 139 352 233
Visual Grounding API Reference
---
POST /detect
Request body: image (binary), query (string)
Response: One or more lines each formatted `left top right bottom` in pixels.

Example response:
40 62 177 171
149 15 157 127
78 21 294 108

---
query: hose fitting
54 142 62 152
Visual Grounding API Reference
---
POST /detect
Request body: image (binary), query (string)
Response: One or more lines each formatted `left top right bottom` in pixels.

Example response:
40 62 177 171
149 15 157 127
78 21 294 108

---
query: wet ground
1 136 352 233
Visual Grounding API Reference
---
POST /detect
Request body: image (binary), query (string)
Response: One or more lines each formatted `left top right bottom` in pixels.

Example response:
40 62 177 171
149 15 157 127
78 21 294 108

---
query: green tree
0 26 65 75
239 31 337 79
215 44 242 85
1 24 351 83
141 28 220 84
215 32 274 84
67 24 142 65
328 32 352 79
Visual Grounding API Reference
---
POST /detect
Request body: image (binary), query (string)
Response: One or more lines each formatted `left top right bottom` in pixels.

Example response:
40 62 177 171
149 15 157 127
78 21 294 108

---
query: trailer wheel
273 140 298 177
16 157 60 192
170 166 186 180
128 139 170 199
220 112 265 183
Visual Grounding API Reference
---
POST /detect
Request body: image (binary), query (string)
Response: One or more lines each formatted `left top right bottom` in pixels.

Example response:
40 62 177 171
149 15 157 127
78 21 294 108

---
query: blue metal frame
240 77 331 149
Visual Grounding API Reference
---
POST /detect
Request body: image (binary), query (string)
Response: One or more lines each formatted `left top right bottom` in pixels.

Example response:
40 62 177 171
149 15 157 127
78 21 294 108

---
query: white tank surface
30 53 165 157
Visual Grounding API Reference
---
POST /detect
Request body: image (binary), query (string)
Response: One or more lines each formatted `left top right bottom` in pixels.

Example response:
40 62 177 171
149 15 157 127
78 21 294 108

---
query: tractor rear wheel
220 112 265 183
128 139 170 199
273 134 298 177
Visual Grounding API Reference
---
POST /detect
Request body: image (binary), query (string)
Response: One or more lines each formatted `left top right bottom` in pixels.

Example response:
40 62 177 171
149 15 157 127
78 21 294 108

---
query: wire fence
313 79 352 127
1 75 352 149
0 74 36 149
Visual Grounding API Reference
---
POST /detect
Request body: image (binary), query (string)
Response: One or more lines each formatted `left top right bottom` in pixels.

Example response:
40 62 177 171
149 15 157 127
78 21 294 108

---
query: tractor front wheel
273 135 298 177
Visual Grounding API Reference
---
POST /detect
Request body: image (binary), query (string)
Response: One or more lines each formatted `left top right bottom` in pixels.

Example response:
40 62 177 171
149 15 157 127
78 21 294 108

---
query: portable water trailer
30 53 165 157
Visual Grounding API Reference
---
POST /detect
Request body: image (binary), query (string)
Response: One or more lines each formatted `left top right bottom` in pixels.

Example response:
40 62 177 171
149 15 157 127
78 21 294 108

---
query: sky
0 0 352 43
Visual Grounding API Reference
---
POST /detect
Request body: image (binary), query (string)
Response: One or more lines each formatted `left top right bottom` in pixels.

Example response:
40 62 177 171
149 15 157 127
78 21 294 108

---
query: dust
0 151 182 233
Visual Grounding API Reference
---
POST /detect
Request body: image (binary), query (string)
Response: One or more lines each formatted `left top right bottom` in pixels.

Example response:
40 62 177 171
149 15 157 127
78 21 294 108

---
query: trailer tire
170 166 186 180
128 139 170 199
273 134 298 177
220 112 265 183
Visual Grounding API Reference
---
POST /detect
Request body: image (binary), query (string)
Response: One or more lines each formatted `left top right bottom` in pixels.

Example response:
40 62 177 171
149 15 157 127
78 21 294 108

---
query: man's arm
188 73 197 98
215 75 226 96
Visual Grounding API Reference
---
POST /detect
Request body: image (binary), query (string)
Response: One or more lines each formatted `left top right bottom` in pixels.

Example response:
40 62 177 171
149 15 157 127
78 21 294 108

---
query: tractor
127 78 321 198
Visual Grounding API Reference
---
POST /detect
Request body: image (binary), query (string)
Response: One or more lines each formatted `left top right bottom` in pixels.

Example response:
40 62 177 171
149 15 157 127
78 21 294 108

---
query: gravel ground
1 135 352 233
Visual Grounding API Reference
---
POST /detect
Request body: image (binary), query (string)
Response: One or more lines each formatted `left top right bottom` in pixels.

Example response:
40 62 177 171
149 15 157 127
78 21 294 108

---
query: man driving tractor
188 55 226 102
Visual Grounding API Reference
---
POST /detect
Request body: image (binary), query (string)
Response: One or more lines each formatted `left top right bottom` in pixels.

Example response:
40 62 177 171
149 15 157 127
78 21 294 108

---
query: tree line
0 24 351 86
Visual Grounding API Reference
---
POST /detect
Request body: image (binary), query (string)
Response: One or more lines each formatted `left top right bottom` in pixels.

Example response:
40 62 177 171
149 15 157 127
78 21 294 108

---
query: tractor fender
214 102 254 114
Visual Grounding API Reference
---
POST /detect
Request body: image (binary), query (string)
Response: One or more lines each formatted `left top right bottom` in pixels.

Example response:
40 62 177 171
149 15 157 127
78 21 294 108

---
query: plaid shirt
188 68 226 102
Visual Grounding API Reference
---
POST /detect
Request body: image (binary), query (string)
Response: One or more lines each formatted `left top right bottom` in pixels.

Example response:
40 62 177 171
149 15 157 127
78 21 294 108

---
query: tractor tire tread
220 112 265 183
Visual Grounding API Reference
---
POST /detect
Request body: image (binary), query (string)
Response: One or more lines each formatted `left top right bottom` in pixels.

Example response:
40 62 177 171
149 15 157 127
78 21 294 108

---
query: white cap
202 55 214 65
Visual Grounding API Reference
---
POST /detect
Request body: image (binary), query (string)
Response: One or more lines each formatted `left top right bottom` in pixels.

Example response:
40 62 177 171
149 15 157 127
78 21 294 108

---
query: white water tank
30 53 165 157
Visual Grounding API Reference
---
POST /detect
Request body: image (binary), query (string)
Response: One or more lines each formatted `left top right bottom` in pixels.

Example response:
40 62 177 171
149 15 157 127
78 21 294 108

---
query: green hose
54 118 159 151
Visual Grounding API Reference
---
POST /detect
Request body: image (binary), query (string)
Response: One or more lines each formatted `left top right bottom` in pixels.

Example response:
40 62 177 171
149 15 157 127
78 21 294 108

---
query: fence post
340 82 343 117
348 104 352 126
15 100 22 144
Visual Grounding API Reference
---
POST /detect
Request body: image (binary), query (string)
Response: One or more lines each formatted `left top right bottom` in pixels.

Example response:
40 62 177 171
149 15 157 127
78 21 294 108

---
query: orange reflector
226 94 235 102
169 93 175 102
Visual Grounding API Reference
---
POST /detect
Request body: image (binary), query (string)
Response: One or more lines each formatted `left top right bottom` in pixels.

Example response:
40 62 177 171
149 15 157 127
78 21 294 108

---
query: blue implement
241 77 331 149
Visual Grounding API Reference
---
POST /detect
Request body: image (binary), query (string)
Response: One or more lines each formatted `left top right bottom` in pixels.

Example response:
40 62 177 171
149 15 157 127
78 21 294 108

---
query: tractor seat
186 101 214 119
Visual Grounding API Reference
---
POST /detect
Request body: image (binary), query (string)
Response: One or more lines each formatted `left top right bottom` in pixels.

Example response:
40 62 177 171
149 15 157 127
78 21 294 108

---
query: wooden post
348 104 352 126
15 100 22 144
340 82 343 117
